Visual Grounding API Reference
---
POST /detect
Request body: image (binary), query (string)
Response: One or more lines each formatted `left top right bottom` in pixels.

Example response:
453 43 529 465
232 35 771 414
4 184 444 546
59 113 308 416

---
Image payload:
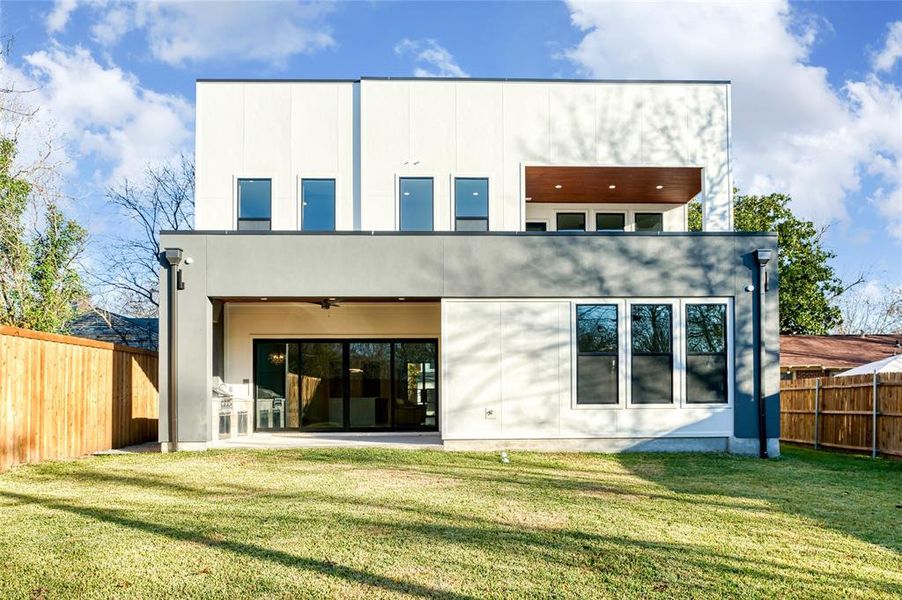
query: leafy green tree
689 192 847 334
0 137 87 333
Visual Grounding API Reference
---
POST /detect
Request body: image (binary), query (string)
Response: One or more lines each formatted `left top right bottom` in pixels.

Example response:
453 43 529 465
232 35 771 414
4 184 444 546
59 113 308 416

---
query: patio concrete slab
209 432 443 450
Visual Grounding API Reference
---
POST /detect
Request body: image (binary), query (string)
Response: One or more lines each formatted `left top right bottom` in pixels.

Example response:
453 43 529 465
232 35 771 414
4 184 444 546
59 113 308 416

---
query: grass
0 446 900 599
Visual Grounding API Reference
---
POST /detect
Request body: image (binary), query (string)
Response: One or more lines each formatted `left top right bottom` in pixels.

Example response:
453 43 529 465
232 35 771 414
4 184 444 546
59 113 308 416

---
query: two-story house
159 77 780 456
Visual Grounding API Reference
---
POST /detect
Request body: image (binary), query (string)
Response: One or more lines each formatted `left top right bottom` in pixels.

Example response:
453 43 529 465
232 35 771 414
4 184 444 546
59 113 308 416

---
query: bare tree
93 155 194 316
834 285 902 335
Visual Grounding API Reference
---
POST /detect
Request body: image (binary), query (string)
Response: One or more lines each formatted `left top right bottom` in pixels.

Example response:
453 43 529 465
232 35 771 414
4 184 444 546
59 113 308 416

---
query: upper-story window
301 179 336 231
454 178 489 231
635 212 664 232
556 212 586 231
237 179 272 231
596 213 626 231
399 178 434 231
525 221 547 232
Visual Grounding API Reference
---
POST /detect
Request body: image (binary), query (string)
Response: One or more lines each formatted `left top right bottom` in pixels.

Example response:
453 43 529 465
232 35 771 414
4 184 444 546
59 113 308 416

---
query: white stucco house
159 77 780 456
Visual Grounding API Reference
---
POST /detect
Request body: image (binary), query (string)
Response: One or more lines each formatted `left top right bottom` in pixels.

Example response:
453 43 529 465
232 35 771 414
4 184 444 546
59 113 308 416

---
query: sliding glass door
254 339 438 431
298 342 344 430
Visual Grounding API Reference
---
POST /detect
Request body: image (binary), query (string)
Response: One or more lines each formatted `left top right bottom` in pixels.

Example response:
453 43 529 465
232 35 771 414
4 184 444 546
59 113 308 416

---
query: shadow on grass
2 447 901 597
0 489 477 600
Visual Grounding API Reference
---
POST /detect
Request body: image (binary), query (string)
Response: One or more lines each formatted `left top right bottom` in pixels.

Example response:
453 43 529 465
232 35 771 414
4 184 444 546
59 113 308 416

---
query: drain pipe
161 248 184 452
755 248 774 459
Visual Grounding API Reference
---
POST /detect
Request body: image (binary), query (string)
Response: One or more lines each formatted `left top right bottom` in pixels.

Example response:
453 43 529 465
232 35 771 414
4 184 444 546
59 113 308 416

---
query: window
301 179 335 231
635 213 664 232
630 304 673 404
596 213 626 231
556 212 586 231
237 179 272 230
455 178 489 231
525 221 547 232
686 304 728 403
399 178 434 231
576 305 619 405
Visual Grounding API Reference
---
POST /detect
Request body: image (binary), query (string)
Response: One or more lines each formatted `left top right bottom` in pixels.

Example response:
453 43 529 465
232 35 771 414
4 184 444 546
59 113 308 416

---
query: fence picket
0 326 158 471
781 372 902 458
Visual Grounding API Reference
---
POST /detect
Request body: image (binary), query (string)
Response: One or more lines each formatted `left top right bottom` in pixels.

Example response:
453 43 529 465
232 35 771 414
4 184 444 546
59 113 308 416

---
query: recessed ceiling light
260 297 268 301
403 191 410 196
472 192 479 196
656 185 664 190
608 184 616 189
554 184 563 189
328 297 336 301
398 297 406 301
525 197 532 201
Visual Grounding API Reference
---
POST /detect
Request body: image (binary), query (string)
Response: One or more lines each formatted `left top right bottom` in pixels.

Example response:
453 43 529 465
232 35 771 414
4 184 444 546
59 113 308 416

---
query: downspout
755 248 774 459
161 248 184 452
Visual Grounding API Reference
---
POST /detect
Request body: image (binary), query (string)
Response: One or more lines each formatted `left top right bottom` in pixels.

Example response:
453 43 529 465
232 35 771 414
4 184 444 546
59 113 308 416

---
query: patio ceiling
525 166 703 204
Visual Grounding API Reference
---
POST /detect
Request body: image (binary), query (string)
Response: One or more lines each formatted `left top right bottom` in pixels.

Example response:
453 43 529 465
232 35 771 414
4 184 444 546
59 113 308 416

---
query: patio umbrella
834 354 902 377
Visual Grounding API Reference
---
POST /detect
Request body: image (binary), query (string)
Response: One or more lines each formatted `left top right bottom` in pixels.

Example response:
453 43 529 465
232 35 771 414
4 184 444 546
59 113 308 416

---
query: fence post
814 378 820 450
872 371 878 459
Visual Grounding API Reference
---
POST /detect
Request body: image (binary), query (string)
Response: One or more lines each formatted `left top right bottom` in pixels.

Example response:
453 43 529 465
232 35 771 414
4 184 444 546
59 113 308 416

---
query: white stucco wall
440 299 733 441
195 81 356 231
195 78 732 232
524 202 687 231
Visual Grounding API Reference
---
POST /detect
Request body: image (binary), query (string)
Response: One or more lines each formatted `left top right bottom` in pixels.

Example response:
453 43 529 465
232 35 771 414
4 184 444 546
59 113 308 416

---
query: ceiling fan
310 298 342 310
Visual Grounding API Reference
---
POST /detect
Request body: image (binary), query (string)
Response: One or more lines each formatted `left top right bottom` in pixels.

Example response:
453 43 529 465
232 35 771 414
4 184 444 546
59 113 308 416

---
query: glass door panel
299 342 344 430
393 342 437 429
349 342 391 428
255 342 288 429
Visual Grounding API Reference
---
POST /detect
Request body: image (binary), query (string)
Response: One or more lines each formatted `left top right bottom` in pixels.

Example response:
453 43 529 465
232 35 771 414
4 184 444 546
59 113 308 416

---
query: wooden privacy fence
781 372 902 458
0 326 159 471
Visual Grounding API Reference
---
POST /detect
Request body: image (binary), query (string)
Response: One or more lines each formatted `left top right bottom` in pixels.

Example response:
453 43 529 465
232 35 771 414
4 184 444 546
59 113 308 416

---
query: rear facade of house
159 77 780 455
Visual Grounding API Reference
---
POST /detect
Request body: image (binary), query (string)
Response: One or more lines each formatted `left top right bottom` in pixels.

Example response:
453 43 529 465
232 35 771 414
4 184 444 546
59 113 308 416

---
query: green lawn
0 446 899 599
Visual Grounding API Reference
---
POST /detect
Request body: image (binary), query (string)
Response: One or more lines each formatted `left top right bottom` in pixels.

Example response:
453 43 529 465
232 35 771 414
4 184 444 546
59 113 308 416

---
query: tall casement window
556 212 586 231
686 304 728 403
576 304 619 405
454 178 489 231
596 213 626 231
630 304 673 404
635 213 664 232
399 177 434 231
237 179 272 230
301 179 336 231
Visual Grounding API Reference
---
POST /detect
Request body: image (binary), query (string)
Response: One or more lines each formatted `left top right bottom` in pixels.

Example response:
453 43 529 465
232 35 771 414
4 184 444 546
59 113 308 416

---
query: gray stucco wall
158 231 779 446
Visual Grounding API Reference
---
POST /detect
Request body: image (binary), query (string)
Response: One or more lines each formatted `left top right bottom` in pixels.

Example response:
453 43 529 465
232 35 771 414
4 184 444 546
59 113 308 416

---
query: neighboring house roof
780 335 902 369
68 310 158 352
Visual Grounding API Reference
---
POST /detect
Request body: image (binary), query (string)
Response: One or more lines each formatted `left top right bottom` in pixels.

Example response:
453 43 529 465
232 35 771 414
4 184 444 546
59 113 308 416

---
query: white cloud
395 38 469 78
873 21 902 72
44 1 336 67
18 45 192 183
45 0 78 34
563 0 902 240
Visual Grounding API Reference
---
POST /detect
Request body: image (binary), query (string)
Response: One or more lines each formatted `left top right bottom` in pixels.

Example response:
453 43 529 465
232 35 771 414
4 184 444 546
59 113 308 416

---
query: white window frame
450 175 493 232
234 175 274 231
553 209 589 232
682 298 734 407
591 210 629 232
571 299 627 410
625 299 682 409
633 211 666 233
298 175 338 231
525 218 550 232
395 174 437 232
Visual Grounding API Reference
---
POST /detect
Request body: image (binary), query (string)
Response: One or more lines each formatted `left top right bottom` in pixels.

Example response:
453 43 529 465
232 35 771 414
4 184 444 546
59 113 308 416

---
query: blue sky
2 0 901 296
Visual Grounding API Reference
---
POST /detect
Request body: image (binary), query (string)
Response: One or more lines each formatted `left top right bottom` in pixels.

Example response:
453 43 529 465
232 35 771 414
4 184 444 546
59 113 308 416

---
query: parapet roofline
197 76 731 85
